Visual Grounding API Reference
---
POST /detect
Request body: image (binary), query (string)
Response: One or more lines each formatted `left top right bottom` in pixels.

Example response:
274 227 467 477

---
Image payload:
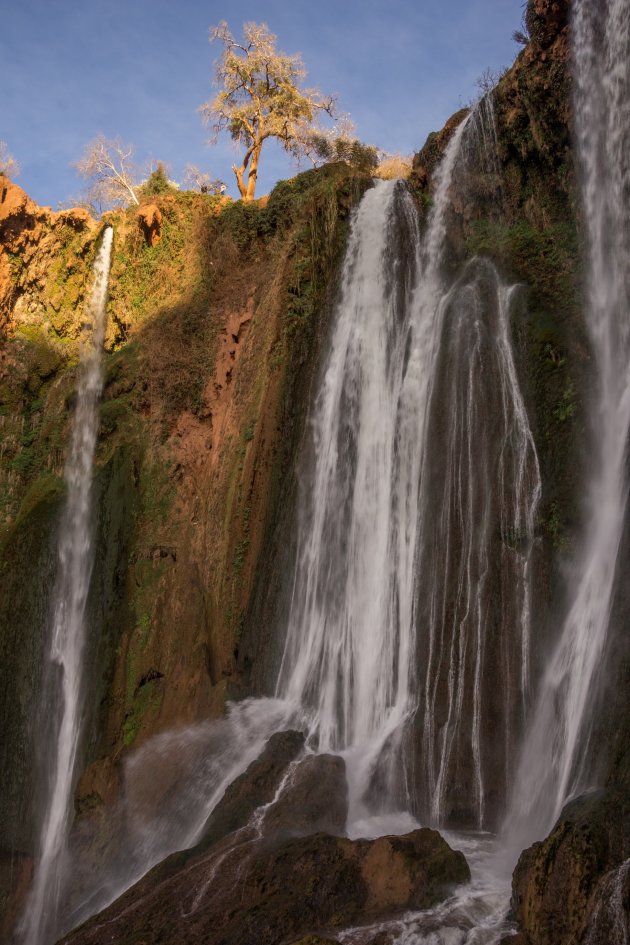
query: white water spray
507 0 630 845
276 123 472 827
20 227 113 945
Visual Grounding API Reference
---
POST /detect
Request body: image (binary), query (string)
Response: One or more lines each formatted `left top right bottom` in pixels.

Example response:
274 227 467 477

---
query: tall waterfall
20 227 113 945
57 109 540 942
507 0 630 844
417 260 541 830
275 123 469 826
277 108 541 833
275 177 423 818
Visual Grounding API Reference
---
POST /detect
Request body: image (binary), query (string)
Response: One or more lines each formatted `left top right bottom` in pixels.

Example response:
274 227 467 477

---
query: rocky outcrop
410 108 469 191
58 827 469 945
512 789 630 945
137 203 162 246
526 0 569 50
199 729 307 849
0 176 97 336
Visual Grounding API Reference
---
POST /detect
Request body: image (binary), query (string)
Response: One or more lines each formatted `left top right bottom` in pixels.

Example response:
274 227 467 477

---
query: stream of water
506 0 630 853
19 228 113 945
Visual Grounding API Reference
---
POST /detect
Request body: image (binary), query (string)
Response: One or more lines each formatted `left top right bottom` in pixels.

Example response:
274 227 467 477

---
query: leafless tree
74 134 140 210
0 141 20 178
182 164 226 194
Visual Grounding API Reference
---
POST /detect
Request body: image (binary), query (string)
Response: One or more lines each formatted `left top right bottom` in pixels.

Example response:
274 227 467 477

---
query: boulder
199 728 305 849
58 828 470 945
262 753 348 840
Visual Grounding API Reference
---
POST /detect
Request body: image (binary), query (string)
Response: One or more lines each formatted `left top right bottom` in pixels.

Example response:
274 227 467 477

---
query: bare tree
182 164 226 194
199 21 336 201
74 134 140 210
0 141 20 178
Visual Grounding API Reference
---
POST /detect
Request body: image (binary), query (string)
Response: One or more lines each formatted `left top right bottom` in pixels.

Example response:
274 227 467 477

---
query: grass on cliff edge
0 162 372 543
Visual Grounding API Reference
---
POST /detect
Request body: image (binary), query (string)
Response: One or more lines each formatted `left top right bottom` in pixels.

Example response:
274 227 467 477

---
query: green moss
122 676 163 747
13 473 65 528
544 501 570 551
7 251 25 282
465 217 578 307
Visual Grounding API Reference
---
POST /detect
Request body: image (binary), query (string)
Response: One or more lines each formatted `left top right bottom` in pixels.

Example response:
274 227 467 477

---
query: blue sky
2 0 524 207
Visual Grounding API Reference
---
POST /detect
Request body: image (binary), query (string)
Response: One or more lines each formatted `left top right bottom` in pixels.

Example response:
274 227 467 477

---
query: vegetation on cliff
2 0 630 942
0 161 372 893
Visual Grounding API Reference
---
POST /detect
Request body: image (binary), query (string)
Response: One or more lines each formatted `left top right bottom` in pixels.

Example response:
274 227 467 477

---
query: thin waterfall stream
19 227 113 945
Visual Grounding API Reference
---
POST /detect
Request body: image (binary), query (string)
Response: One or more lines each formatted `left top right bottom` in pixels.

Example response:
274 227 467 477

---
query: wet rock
288 938 340 945
411 108 469 192
512 787 630 945
58 828 470 945
263 753 348 840
0 850 33 943
137 203 162 246
580 859 630 945
368 932 394 945
199 729 305 849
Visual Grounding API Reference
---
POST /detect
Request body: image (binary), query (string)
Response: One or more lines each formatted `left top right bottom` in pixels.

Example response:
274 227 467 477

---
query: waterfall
582 859 630 945
19 227 113 945
417 260 541 830
275 123 470 829
275 178 422 821
56 108 540 943
507 0 630 845
276 107 541 834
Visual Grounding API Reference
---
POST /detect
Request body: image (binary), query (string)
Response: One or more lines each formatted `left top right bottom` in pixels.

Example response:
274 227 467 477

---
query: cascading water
275 176 424 826
507 0 630 847
58 105 542 945
19 227 113 945
417 260 541 831
276 105 541 836
582 859 630 945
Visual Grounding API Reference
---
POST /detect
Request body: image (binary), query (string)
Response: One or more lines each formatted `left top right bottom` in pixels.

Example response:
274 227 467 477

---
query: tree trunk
244 145 262 202
232 163 248 200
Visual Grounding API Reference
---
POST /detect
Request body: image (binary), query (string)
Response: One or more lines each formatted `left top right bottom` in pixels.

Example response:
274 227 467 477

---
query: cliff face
0 166 368 932
2 0 629 942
